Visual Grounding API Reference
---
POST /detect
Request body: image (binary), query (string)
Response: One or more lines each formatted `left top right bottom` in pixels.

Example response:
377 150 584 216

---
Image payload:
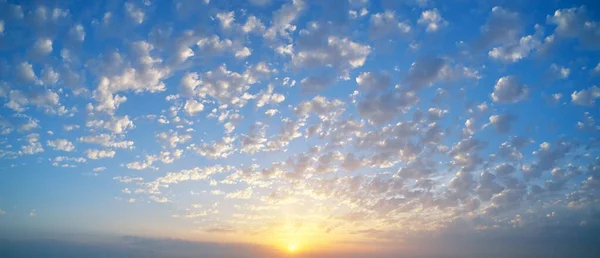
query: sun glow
288 244 296 252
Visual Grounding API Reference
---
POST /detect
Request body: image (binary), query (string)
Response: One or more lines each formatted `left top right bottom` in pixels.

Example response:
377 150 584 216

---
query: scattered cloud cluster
0 0 599 253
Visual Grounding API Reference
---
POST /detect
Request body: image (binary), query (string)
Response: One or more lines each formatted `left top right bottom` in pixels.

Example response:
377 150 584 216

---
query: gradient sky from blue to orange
0 0 600 257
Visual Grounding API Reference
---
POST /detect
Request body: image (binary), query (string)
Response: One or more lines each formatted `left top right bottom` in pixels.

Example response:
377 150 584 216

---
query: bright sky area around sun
1 0 600 257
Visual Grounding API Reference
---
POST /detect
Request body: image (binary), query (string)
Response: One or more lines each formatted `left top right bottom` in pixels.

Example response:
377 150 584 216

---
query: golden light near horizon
287 243 297 253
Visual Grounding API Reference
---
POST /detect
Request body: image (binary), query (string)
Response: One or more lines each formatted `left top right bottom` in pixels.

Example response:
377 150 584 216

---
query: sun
287 244 297 253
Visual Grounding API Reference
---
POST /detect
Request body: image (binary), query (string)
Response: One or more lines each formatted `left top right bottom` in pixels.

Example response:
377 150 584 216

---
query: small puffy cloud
47 139 76 152
32 38 53 56
547 6 600 48
179 72 200 98
16 62 38 83
68 24 85 42
477 7 521 50
242 16 266 34
234 47 251 59
489 33 541 62
292 23 371 78
265 109 278 117
491 76 528 103
125 2 144 24
417 9 448 32
216 11 235 29
405 56 445 89
249 0 271 6
150 196 169 203
19 133 44 155
86 115 134 134
571 86 600 106
263 0 305 41
487 114 515 133
356 72 392 92
40 66 60 85
593 63 600 74
370 11 411 38
183 99 204 116
255 85 285 107
93 167 106 172
300 75 336 93
225 188 253 199
549 64 570 79
85 149 116 159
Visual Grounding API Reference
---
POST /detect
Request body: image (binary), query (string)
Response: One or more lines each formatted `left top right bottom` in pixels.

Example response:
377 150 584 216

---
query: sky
0 0 600 257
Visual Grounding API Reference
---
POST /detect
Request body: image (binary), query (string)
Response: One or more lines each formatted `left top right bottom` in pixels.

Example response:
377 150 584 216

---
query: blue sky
1 0 600 257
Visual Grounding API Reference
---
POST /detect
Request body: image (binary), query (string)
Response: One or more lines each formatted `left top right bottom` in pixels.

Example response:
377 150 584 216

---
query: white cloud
489 33 541 62
255 85 285 107
477 7 521 50
487 114 515 133
417 9 448 32
547 6 600 48
78 134 134 149
491 76 529 103
93 167 106 172
216 11 235 29
225 188 253 199
47 139 76 152
300 75 336 93
68 24 85 42
370 11 411 38
85 149 116 159
32 38 53 56
292 33 371 78
242 16 266 34
183 99 204 116
125 2 144 24
40 66 60 85
156 131 191 149
263 0 305 41
249 0 271 6
86 115 134 134
150 196 169 203
234 47 252 59
356 72 392 92
16 62 38 83
571 86 600 106
19 133 44 155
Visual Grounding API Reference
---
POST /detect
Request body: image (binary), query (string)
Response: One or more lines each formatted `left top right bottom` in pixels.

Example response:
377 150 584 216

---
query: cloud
292 23 371 78
487 114 515 133
15 62 38 83
125 2 144 24
19 133 44 155
1 1 600 253
78 134 134 149
547 6 600 49
491 76 528 103
417 9 448 32
32 38 53 56
183 100 204 116
263 0 305 41
489 31 541 62
86 115 134 134
476 7 522 50
47 139 76 152
370 11 411 38
85 149 116 159
571 86 600 106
